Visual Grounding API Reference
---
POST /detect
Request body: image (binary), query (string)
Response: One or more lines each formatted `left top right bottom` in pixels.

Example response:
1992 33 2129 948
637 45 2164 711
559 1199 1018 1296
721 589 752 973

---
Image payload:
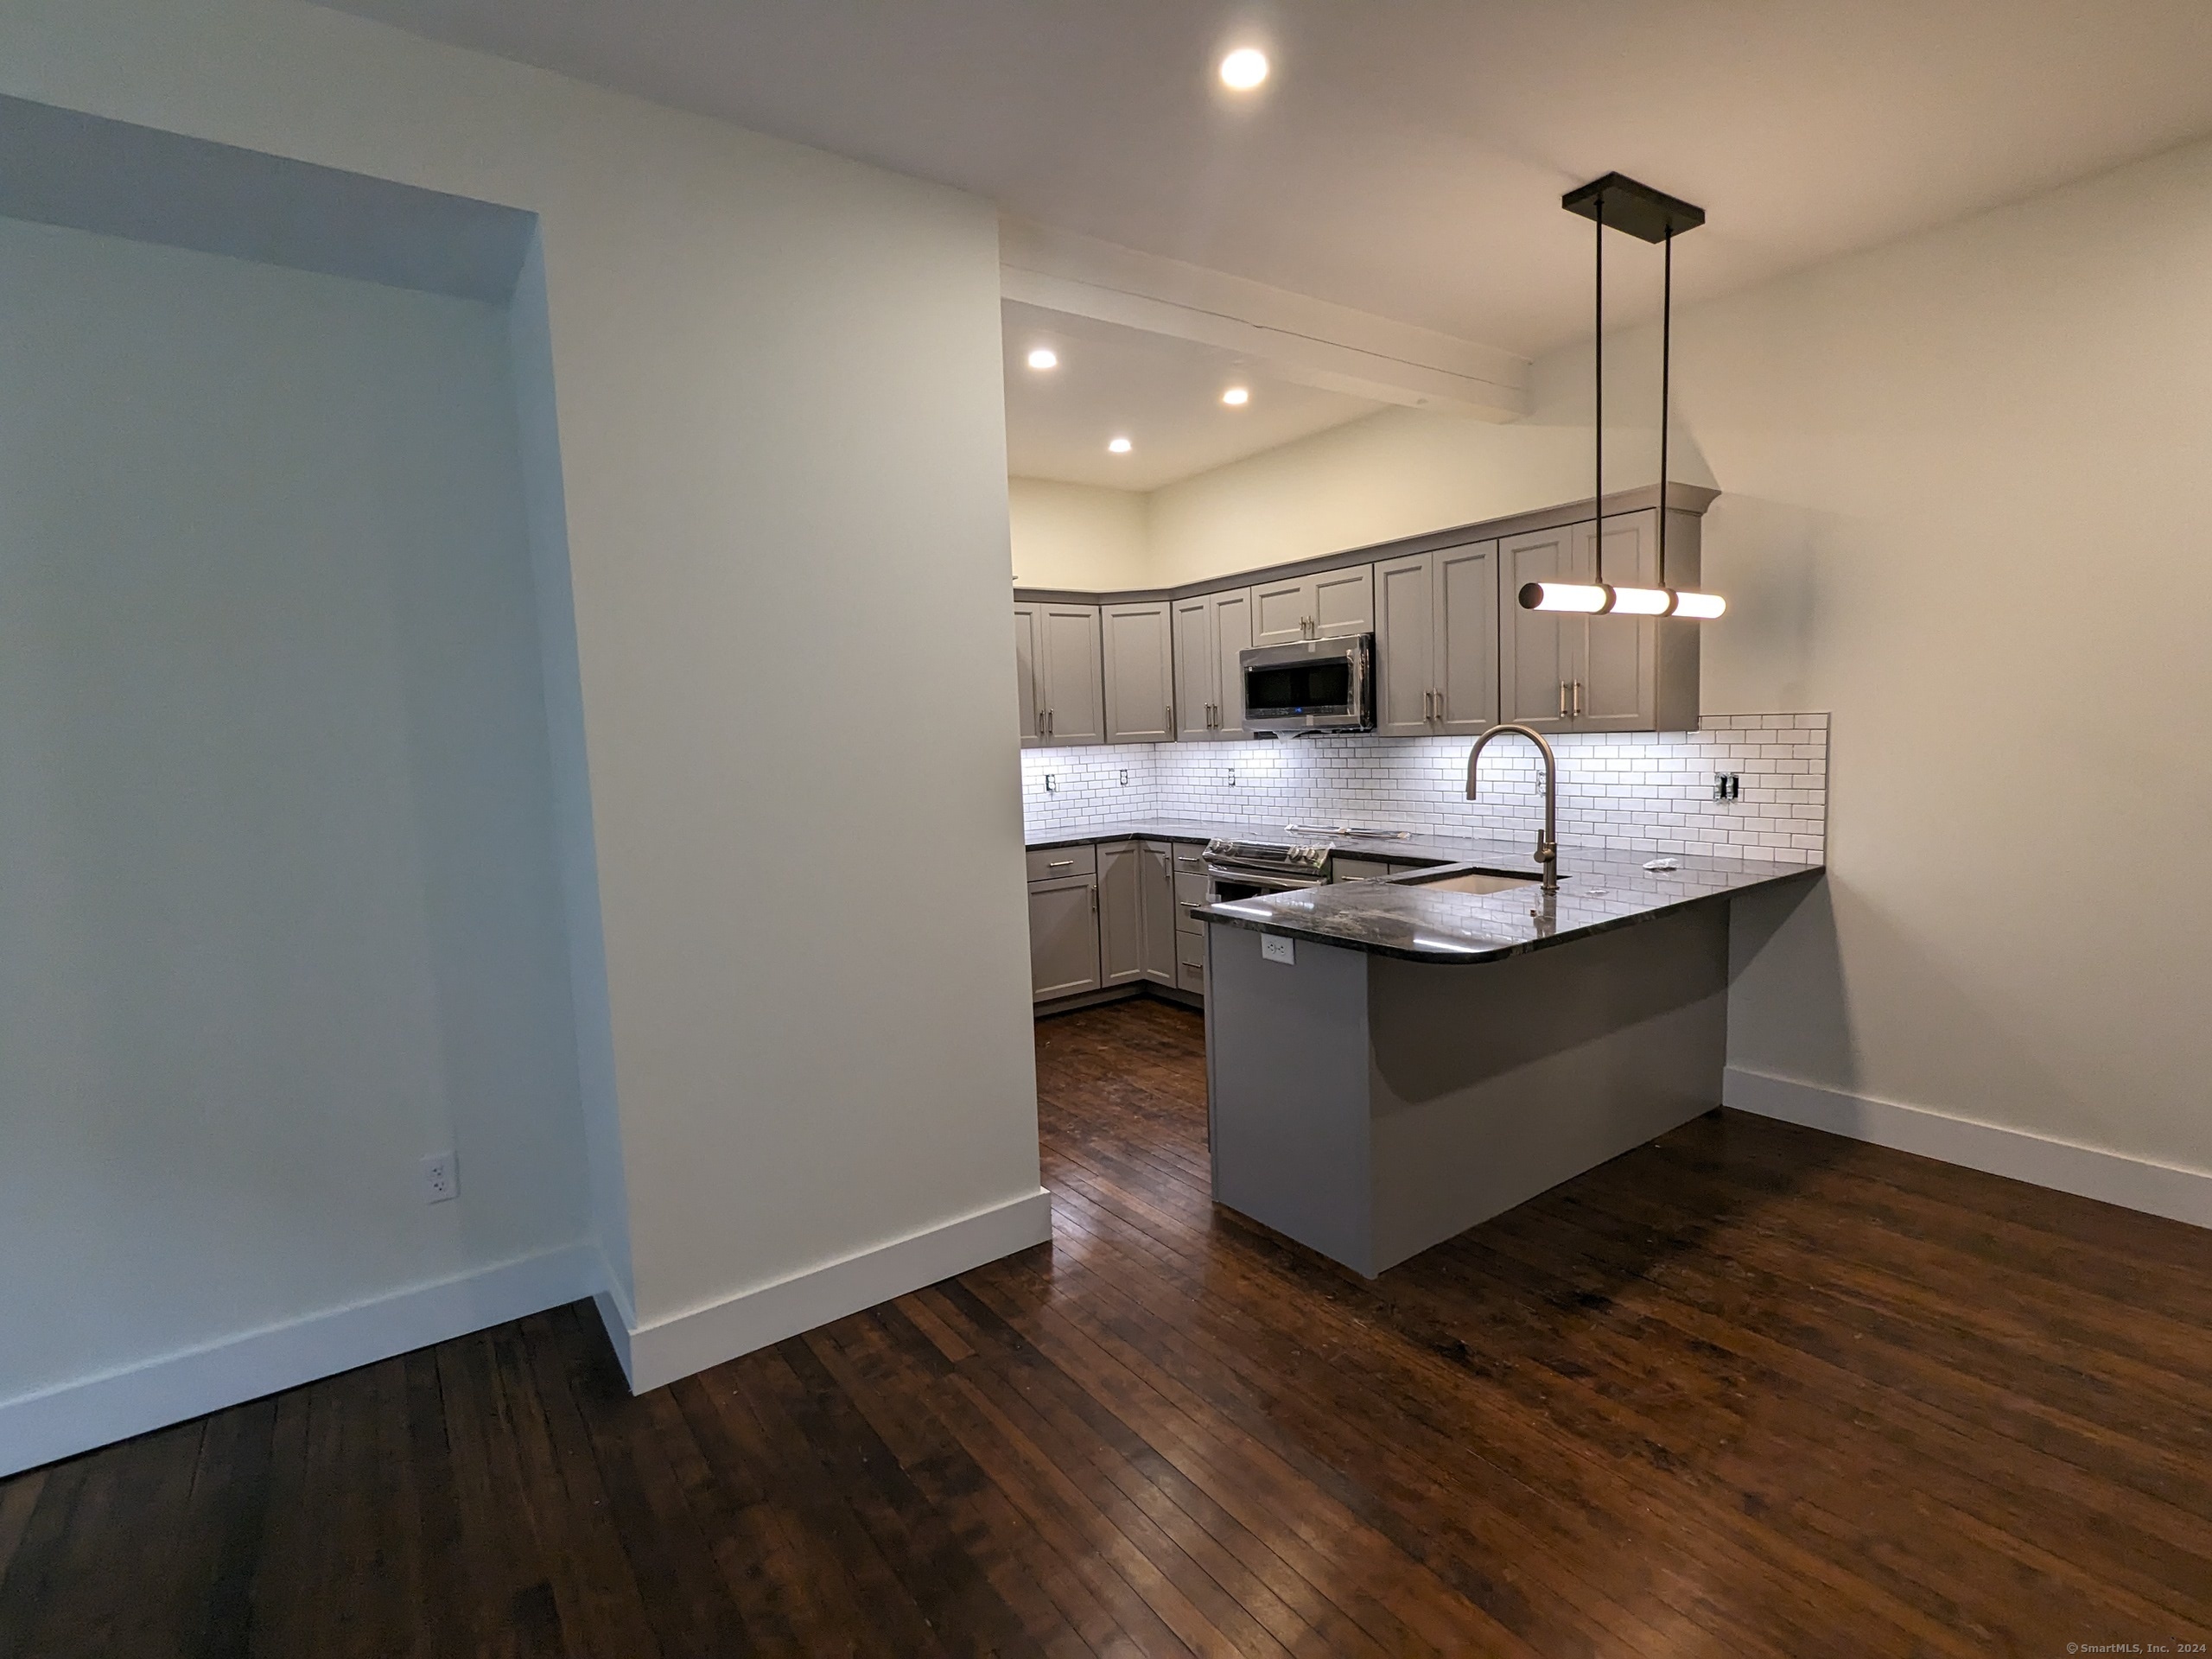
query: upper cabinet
1374 541 1499 738
1015 488 1707 750
1251 565 1375 645
1498 507 1700 734
1014 600 1105 748
1101 601 1175 744
1173 588 1252 741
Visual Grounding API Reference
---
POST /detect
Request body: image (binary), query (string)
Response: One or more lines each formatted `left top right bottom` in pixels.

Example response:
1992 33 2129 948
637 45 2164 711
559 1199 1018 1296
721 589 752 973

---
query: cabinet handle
1090 885 1098 913
1166 703 1174 733
1573 681 1584 718
1559 681 1569 719
1046 859 1074 869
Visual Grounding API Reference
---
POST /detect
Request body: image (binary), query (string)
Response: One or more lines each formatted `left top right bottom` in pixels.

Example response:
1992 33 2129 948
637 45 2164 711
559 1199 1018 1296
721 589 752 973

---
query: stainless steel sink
1396 868 1539 895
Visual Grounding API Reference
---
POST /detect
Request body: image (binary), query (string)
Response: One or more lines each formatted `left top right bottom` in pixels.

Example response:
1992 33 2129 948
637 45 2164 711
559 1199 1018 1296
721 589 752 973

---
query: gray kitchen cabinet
1096 841 1146 988
1374 541 1498 738
1028 872 1101 1001
1140 840 1178 986
1372 551 1436 737
1040 602 1105 746
1013 603 1045 747
1175 926 1208 995
1433 541 1501 735
1252 564 1375 645
1499 508 1699 734
1101 601 1175 744
1497 524 1579 734
1173 588 1251 741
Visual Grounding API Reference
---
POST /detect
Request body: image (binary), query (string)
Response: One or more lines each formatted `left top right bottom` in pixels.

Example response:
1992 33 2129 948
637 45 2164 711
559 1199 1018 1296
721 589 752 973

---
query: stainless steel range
1199 838 1332 907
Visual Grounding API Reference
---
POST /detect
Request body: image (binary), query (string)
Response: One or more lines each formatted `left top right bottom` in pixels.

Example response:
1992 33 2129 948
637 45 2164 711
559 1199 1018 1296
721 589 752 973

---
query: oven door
1205 868 1324 910
1239 635 1372 734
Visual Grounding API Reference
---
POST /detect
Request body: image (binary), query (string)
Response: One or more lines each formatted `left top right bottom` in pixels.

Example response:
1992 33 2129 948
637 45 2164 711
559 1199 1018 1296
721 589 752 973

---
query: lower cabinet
1140 841 1178 985
1028 874 1101 1002
1030 837 1203 1006
1097 842 1147 988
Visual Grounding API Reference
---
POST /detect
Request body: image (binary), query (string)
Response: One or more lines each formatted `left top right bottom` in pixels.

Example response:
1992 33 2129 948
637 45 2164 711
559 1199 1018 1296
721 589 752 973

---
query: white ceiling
1002 300 1377 490
321 0 2212 358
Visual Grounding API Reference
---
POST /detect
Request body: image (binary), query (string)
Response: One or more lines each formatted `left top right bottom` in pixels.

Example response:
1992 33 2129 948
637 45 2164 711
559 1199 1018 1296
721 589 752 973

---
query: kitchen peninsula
1202 841 1820 1276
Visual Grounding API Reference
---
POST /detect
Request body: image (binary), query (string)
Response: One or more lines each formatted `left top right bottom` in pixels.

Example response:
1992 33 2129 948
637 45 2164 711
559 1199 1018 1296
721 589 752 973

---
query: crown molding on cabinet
1011 480 1719 608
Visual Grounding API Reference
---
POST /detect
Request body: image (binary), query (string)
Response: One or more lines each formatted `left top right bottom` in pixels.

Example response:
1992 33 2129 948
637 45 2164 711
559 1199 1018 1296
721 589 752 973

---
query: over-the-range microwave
1238 633 1375 735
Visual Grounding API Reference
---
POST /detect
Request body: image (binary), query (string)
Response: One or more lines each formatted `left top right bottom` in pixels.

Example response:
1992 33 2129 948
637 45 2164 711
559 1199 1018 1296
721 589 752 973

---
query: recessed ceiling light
1107 436 1133 454
1027 346 1058 370
1222 386 1249 406
1218 47 1269 91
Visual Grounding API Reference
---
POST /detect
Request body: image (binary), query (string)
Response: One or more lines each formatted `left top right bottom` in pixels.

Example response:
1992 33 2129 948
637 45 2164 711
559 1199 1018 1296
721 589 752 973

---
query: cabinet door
1173 596 1217 741
1372 551 1436 736
1211 590 1253 736
1013 602 1045 749
1096 842 1146 987
1312 563 1375 638
1029 875 1101 1001
1040 604 1104 747
1497 526 1578 732
1102 601 1174 743
1574 512 1658 732
1433 539 1500 735
1250 576 1313 645
1139 841 1177 984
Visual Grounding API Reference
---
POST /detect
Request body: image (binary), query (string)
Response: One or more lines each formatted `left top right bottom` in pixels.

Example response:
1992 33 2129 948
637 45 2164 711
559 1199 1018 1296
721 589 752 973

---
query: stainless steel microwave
1238 633 1374 734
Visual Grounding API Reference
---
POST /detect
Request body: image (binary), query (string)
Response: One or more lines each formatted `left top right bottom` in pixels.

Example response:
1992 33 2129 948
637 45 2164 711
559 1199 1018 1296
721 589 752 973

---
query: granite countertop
1022 817 1821 965
1206 838 1820 964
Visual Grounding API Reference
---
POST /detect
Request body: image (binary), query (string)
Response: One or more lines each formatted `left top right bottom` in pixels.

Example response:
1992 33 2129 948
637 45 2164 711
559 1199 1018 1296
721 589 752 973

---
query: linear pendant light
1522 173 1726 621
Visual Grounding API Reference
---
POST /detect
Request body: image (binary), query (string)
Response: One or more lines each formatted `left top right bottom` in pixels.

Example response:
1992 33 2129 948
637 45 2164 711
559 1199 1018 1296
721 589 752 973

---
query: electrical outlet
1224 766 1236 787
1261 934 1295 965
1044 772 1058 792
1713 773 1741 801
1118 769 1129 785
423 1153 457 1205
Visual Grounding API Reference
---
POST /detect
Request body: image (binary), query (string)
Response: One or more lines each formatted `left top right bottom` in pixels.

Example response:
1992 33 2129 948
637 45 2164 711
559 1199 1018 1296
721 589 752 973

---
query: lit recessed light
1107 436 1133 454
1027 346 1058 371
1218 47 1269 91
1222 386 1249 406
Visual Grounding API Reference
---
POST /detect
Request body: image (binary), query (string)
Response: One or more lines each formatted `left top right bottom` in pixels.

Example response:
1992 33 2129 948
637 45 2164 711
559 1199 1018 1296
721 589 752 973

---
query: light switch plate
1261 935 1295 965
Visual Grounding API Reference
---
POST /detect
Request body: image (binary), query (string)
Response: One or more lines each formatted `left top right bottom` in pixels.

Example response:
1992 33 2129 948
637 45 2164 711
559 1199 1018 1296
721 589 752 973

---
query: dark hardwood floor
6 996 2211 1656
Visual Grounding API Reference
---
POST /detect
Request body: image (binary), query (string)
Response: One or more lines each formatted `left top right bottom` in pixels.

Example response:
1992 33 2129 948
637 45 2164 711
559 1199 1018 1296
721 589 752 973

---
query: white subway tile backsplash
1020 714 1829 865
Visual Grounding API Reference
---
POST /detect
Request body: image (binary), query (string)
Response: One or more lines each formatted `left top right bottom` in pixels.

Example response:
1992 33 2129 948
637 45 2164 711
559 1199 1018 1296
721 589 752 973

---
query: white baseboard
1724 1066 2212 1230
0 1243 601 1479
612 1187 1054 1394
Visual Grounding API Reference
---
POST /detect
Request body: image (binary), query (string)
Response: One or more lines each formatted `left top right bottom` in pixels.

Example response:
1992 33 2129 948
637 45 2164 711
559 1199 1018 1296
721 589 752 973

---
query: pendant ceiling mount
1522 172 1727 623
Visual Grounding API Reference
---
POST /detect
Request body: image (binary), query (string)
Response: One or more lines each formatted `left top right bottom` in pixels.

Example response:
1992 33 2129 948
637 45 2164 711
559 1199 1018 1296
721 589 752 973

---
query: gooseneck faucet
1465 723 1560 893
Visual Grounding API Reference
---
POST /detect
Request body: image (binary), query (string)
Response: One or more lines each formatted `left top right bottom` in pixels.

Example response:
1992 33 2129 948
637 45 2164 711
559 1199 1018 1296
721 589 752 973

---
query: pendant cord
1593 200 1604 588
1658 226 1672 590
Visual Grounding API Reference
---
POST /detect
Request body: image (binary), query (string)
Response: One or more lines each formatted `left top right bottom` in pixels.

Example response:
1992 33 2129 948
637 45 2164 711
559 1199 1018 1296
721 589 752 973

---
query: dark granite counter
1208 841 1818 963
1023 817 1821 964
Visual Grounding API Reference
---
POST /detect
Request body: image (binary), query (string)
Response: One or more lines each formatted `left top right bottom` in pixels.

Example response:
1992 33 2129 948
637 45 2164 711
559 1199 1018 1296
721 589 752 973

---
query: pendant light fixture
1521 173 1726 621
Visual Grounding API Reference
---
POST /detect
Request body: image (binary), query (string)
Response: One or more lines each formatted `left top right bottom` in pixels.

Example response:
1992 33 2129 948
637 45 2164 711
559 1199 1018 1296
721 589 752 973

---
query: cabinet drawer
1174 870 1211 908
1175 929 1208 994
1027 843 1096 881
1172 843 1208 874
1333 855 1393 882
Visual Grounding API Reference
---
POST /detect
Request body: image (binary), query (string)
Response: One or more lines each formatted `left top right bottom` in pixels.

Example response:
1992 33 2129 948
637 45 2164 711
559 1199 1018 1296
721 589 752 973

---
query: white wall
1 0 1044 1424
1008 476 1148 589
0 218 585 1402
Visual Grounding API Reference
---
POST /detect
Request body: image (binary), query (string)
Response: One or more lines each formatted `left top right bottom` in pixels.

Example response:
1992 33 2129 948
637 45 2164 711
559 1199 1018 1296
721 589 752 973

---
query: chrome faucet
1465 723 1560 893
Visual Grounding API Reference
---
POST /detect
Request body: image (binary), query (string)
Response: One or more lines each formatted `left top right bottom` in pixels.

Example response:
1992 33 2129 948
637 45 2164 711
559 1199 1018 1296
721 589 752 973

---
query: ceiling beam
1000 218 1529 422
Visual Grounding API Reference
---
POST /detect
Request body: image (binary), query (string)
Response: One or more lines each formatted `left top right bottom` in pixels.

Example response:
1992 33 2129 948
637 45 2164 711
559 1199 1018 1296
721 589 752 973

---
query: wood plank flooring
5 995 2210 1655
